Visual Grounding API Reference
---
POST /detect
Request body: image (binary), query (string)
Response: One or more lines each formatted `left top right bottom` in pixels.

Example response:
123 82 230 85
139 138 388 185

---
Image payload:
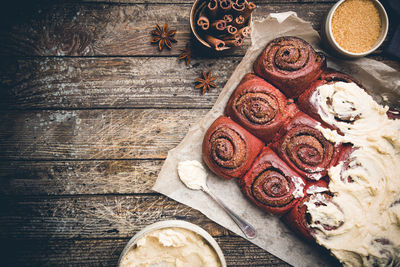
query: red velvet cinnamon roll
334 144 379 186
238 147 306 216
387 109 400 120
334 144 357 183
270 112 341 181
319 69 364 86
297 69 365 126
225 73 299 143
253 36 326 98
283 180 343 241
202 116 264 180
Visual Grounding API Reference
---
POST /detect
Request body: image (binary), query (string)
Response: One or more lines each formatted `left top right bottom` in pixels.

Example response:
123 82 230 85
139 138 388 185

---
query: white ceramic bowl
324 0 389 58
118 220 227 267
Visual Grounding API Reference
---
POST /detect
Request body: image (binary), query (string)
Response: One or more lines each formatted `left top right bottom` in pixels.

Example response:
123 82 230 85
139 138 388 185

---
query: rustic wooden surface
0 0 398 266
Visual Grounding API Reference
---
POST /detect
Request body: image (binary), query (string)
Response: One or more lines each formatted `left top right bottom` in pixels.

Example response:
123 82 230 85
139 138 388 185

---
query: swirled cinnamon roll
238 147 305 216
334 144 358 183
296 71 399 138
202 116 264 180
270 112 341 181
283 180 344 241
297 69 365 128
253 36 326 98
225 73 298 143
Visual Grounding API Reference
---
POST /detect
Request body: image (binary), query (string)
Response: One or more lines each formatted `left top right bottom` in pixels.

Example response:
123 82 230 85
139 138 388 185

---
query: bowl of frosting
118 220 226 267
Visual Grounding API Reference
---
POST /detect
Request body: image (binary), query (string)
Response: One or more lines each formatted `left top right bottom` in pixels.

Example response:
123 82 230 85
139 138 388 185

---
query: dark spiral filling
326 93 361 123
308 194 344 231
341 156 360 183
252 168 294 207
234 92 279 125
340 149 368 184
283 126 334 173
209 127 246 169
265 38 311 72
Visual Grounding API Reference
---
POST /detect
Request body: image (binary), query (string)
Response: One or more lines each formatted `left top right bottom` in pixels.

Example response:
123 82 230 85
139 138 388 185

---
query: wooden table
0 0 398 266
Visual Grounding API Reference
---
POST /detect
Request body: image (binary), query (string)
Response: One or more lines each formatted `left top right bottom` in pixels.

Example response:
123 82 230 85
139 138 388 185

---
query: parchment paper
153 12 400 267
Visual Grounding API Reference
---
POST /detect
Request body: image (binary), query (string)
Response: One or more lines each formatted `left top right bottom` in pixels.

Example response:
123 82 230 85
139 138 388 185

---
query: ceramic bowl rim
325 0 389 57
117 220 227 267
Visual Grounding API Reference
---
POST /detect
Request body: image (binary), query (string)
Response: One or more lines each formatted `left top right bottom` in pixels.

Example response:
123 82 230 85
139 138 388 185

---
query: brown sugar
332 0 382 53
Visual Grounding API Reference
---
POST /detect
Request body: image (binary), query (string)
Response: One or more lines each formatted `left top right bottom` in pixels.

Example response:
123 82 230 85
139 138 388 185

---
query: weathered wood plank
0 57 236 110
1 236 289 266
1 56 396 111
0 194 232 239
0 3 332 56
1 56 399 110
0 109 207 160
83 0 334 3
0 160 162 196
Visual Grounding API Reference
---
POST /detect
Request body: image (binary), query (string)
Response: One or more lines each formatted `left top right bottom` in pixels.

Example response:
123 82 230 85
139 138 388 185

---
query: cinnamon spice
232 15 245 28
207 0 218 19
197 16 210 30
224 35 243 47
242 2 256 20
226 25 238 35
223 14 233 23
238 26 251 38
219 0 232 12
232 1 246 13
211 19 227 31
194 0 256 50
235 0 246 6
204 35 227 51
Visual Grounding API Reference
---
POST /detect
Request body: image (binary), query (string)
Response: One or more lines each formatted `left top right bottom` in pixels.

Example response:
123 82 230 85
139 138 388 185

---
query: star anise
151 23 177 51
195 71 217 95
178 44 192 65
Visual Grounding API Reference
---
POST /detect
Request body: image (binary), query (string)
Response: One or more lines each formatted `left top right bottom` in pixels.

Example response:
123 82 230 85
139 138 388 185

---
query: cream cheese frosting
307 81 400 266
306 185 329 195
177 160 207 190
120 227 221 267
292 176 305 199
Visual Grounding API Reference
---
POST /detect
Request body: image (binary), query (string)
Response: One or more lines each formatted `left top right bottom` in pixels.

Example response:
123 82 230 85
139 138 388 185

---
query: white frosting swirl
309 81 400 266
120 228 221 267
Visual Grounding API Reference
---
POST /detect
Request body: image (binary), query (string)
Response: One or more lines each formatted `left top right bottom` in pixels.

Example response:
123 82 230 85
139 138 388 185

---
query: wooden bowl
190 0 251 51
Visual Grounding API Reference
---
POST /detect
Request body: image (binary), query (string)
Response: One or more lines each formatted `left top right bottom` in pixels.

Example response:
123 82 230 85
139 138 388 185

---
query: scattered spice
332 0 382 53
178 44 192 65
150 23 177 51
195 71 217 95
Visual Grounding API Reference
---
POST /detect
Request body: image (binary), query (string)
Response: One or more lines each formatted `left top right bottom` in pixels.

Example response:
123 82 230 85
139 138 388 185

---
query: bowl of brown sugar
324 0 388 58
